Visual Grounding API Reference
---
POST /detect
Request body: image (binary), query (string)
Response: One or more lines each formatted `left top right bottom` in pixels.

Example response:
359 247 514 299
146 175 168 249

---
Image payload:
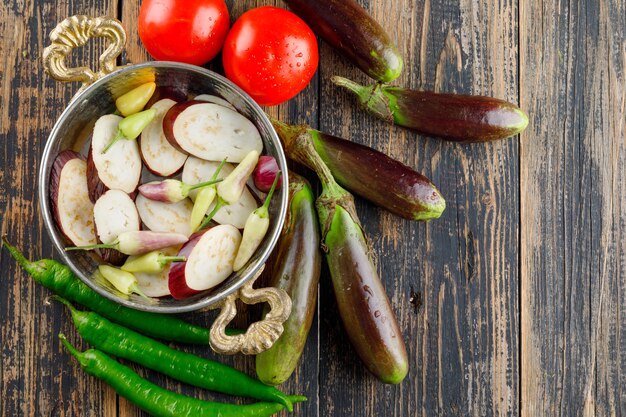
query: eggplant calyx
331 76 394 123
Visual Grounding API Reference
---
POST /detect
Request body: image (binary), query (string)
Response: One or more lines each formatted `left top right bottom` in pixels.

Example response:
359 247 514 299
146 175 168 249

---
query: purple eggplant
255 171 322 385
284 0 403 82
271 119 445 221
333 76 529 143
273 119 408 384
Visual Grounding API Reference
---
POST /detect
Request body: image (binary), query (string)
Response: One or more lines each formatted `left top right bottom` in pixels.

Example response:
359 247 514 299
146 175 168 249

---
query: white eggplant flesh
185 224 241 291
193 94 236 110
166 102 262 163
140 99 188 176
90 114 142 194
93 190 140 245
135 194 194 237
50 151 97 246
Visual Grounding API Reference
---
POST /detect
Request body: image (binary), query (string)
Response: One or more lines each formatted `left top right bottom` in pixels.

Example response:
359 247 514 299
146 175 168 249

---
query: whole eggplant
256 172 322 385
333 76 529 142
273 119 408 384
271 119 444 221
283 0 403 82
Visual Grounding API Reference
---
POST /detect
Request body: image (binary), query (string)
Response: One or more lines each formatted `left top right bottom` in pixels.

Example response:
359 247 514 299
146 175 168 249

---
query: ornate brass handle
42 15 126 90
209 265 292 355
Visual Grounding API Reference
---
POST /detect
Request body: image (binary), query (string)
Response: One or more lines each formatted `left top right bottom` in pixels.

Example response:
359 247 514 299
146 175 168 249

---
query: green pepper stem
50 295 91 328
59 333 88 367
210 158 228 181
197 198 226 231
158 255 186 265
186 178 223 192
263 171 281 210
101 130 125 154
1 235 44 275
65 241 118 251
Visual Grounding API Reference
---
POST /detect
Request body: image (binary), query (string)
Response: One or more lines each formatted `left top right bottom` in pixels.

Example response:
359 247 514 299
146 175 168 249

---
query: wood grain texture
520 0 626 415
318 0 519 416
0 1 119 416
4 0 625 416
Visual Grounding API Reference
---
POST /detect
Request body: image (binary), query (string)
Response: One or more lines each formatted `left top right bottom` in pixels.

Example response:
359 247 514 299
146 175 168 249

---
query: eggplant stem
101 130 125 154
330 75 368 95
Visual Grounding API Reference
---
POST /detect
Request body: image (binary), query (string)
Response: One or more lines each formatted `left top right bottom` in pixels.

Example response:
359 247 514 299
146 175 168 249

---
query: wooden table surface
1 0 625 416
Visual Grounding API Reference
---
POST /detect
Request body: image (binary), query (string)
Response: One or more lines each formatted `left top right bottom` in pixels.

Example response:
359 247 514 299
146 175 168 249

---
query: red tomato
222 6 319 106
138 0 230 66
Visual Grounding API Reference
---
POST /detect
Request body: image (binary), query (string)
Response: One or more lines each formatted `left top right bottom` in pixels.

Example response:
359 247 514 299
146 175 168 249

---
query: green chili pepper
233 171 281 271
121 251 186 273
102 109 157 154
116 82 156 117
59 334 306 417
54 297 295 410
2 237 209 344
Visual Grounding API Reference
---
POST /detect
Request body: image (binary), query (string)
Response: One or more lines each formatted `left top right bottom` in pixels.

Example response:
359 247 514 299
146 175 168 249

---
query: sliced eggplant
89 114 142 195
135 194 194 237
93 190 141 245
163 101 263 163
50 151 97 246
93 189 140 265
140 99 188 176
185 224 241 291
182 156 258 228
86 146 108 203
168 232 205 300
193 94 236 110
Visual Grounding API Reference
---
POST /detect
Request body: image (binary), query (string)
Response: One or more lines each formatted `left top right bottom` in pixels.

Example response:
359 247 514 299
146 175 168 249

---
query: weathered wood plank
0 1 119 417
520 0 626 415
318 0 519 416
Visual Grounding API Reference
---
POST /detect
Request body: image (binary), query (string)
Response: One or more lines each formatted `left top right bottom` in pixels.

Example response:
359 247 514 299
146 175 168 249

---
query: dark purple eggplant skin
86 145 108 203
283 0 403 82
323 203 408 384
311 130 445 221
333 76 529 142
145 85 188 109
272 118 408 384
162 100 205 153
272 119 445 221
255 172 322 385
